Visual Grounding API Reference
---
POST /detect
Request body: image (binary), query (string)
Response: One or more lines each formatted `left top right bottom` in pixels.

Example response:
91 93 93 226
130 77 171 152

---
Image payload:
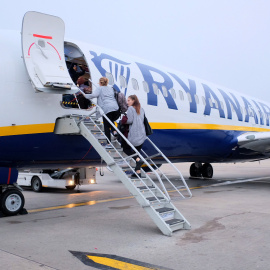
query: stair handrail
141 144 192 199
79 118 164 203
78 82 191 201
144 138 192 197
79 108 172 201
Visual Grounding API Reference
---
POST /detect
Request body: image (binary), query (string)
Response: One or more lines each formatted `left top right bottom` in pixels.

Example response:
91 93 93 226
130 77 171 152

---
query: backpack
113 88 128 113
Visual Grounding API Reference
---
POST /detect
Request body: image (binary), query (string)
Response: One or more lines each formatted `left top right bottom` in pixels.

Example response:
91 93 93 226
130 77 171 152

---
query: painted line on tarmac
28 177 269 214
28 195 134 213
70 251 172 270
28 185 206 214
210 176 270 187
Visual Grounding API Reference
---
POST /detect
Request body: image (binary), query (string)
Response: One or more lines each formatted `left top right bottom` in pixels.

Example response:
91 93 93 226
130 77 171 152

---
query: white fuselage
1 30 270 168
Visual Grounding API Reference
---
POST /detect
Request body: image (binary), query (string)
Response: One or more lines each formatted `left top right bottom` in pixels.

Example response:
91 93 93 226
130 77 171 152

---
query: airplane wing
237 132 270 153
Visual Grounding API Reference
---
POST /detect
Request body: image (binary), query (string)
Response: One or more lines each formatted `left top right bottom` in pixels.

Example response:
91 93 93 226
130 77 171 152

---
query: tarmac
1 161 270 270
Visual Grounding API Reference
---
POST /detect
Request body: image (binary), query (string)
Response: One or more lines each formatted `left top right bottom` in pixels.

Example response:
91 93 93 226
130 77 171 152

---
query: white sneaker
105 144 113 149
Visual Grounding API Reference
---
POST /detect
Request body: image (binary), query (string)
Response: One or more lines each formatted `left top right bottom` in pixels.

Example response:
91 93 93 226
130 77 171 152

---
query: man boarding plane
0 12 269 217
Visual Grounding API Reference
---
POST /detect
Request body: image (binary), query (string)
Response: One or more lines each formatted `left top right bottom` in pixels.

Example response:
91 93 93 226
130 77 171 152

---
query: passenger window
195 95 199 104
187 93 192 103
153 83 159 95
131 78 139 90
179 90 184 100
105 72 114 85
208 98 213 107
202 96 206 106
162 86 168 97
220 101 224 110
119 75 127 88
142 81 150 93
170 88 176 99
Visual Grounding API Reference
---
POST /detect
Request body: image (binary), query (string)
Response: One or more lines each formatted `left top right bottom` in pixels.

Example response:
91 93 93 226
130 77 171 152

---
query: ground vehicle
17 168 96 192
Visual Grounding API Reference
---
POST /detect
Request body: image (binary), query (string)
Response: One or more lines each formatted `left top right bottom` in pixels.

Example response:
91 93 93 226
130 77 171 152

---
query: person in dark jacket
69 63 86 83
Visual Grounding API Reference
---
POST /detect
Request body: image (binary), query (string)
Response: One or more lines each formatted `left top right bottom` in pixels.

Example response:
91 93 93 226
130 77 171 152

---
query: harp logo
90 51 131 95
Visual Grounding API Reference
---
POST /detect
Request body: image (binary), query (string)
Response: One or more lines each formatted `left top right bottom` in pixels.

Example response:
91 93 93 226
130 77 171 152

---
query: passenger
69 63 86 83
121 95 146 178
84 77 119 148
63 76 92 109
76 76 92 109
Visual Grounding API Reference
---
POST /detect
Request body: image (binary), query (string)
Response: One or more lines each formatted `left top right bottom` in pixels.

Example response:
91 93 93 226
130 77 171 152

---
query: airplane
1 11 270 216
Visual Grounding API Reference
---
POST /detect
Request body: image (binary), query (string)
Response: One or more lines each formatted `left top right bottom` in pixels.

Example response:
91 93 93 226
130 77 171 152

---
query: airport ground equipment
55 106 192 236
0 168 26 216
18 167 96 192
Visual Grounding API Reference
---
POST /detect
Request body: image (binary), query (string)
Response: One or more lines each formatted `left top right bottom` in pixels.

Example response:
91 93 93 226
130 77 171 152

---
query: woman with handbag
121 95 147 178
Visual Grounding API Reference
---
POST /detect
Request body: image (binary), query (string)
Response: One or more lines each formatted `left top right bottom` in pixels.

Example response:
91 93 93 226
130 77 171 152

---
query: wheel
66 185 76 190
202 163 213 178
189 163 202 177
31 176 42 192
0 189 25 216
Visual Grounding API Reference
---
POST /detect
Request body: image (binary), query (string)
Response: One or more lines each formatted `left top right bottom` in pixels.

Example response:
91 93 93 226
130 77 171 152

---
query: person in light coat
122 95 146 178
84 77 119 149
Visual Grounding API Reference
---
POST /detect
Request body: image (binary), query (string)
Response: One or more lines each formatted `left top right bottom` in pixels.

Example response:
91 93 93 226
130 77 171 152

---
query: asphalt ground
1 161 270 270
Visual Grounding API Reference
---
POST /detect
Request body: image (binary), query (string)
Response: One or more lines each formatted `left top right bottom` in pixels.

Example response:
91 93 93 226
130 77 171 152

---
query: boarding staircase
54 107 192 236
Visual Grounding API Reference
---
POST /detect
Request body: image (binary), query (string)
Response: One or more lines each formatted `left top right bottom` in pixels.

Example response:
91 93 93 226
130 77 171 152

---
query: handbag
144 115 153 136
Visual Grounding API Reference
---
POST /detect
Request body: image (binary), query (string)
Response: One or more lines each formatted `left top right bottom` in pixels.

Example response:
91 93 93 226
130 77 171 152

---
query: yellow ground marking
87 255 153 270
28 195 134 213
27 185 207 214
0 122 270 137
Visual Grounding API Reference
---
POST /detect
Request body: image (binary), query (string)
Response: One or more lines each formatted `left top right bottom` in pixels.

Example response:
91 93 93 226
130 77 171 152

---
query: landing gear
0 188 25 216
189 163 202 177
201 163 213 178
190 162 213 179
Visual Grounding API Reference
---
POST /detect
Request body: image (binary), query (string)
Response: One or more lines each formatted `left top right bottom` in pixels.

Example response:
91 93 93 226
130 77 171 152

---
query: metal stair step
146 196 165 202
98 139 122 148
91 130 104 134
165 219 184 226
137 185 155 190
129 176 148 180
85 124 104 130
155 207 174 213
106 148 123 153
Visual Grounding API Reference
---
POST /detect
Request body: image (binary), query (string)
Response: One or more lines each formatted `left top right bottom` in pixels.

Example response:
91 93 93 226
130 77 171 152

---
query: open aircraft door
22 11 77 94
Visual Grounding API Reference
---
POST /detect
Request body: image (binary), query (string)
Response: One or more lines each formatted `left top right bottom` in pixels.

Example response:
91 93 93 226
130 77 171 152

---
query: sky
1 0 270 100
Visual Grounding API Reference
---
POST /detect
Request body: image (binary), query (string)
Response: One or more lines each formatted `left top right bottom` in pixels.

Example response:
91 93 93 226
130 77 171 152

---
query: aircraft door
21 11 77 94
